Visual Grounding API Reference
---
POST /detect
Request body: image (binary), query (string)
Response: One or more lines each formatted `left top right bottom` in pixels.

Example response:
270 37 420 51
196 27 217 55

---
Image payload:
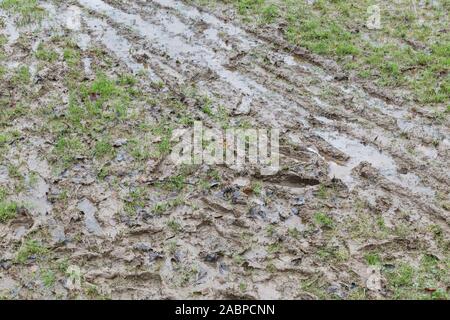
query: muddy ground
0 0 449 299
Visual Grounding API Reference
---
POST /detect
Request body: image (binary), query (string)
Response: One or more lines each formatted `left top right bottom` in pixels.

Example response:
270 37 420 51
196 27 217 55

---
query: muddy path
78 0 448 218
0 0 449 300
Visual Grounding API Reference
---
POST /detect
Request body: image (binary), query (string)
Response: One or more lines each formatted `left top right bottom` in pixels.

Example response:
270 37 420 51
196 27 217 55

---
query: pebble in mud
0 260 12 271
0 166 9 184
113 138 128 147
231 190 247 205
256 282 281 300
232 95 252 115
0 276 17 295
148 251 164 263
326 284 345 299
218 263 229 275
115 152 126 162
248 205 280 224
293 196 306 206
50 228 66 244
202 252 220 263
133 242 152 252
366 267 382 292
173 250 186 263
111 247 135 262
232 177 250 188
195 267 208 284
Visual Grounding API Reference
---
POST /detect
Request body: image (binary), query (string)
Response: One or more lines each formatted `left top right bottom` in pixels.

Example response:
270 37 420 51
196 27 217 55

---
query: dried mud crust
0 0 448 300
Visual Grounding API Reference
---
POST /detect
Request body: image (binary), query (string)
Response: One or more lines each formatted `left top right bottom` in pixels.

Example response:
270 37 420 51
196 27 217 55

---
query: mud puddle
316 130 435 197
84 16 159 79
0 11 20 46
78 0 266 96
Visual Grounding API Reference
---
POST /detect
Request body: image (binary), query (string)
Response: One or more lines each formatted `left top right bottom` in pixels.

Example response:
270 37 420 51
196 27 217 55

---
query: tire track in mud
79 0 269 97
72 0 448 226
10 0 449 219
180 1 447 118
1 1 449 299
151 0 450 187
106 0 449 171
149 0 450 185
152 0 449 134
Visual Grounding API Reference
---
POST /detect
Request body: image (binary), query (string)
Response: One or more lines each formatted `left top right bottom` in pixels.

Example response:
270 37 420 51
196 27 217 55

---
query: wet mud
0 0 448 299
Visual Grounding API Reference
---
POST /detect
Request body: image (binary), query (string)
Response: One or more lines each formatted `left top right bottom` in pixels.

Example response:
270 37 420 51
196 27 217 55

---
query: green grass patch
0 201 17 222
0 0 45 25
12 66 31 85
63 48 81 67
54 136 86 168
40 269 56 288
16 239 48 264
313 211 334 228
364 252 381 266
167 219 182 232
383 256 449 299
94 138 114 159
35 43 59 62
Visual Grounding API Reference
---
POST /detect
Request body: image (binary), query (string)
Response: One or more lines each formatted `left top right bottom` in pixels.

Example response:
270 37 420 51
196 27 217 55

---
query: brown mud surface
0 0 448 299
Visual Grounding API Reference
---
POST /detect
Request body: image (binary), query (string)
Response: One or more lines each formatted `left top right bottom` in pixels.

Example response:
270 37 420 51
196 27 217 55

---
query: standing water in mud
0 0 448 300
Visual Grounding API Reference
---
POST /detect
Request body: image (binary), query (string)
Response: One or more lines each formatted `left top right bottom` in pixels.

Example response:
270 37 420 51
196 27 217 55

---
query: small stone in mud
248 205 267 220
121 215 140 228
278 209 291 220
0 260 12 270
195 267 208 283
398 166 408 174
116 152 126 162
113 139 128 147
50 225 66 244
0 276 17 294
219 262 229 275
248 205 280 224
133 242 152 252
233 95 252 115
232 177 250 188
366 267 382 292
221 185 236 198
354 161 377 180
132 50 150 63
203 252 220 263
293 196 306 206
112 248 135 262
173 250 185 263
48 188 63 203
374 196 392 213
137 208 152 221
334 73 348 81
383 264 395 271
148 251 164 263
327 284 345 299
231 190 247 205
209 181 220 189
